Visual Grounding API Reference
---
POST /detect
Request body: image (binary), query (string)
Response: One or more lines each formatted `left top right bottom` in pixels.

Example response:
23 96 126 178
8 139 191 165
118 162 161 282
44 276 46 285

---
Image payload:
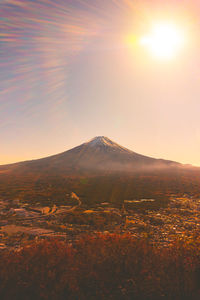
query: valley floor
0 194 200 249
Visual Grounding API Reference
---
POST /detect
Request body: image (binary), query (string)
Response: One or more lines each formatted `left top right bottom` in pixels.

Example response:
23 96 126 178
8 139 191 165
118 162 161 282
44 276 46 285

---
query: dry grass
0 234 200 300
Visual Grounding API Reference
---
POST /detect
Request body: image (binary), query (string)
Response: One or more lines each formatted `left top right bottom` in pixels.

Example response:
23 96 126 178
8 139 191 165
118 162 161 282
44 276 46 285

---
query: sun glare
140 23 184 59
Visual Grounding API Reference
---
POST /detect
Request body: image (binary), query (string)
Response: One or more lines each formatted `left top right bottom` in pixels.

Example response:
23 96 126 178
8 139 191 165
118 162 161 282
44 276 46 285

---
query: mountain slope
0 136 181 175
0 137 199 205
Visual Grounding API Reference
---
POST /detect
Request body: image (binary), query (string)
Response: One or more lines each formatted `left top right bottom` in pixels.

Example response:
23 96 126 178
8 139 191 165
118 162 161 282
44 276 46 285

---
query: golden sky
1 0 200 165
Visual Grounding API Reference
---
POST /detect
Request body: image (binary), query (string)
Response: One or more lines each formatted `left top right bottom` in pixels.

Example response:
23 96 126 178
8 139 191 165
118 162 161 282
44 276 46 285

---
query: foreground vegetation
1 234 200 300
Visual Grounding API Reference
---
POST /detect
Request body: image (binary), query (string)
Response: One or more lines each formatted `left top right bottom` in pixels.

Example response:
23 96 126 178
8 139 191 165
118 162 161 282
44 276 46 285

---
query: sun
140 23 184 59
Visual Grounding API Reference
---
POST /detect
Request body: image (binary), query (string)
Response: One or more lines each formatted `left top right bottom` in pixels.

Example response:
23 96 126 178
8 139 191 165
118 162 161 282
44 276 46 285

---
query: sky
1 0 200 166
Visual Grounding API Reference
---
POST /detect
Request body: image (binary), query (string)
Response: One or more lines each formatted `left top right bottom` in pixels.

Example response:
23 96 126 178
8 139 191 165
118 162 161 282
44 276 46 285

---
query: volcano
0 137 199 204
0 136 180 175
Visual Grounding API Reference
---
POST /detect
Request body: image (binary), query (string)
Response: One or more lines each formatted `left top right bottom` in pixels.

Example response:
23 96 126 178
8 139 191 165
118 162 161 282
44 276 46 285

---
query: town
0 194 200 250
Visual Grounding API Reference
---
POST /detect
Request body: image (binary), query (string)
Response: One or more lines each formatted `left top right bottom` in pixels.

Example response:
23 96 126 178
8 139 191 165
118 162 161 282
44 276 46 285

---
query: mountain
0 136 181 175
0 136 199 205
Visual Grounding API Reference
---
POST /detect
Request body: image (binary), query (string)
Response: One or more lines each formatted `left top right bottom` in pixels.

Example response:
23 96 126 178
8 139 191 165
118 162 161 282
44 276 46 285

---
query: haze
0 0 200 166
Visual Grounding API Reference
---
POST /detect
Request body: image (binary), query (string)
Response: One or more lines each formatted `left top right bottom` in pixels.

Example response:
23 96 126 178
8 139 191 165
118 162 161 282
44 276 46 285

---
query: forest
1 168 200 208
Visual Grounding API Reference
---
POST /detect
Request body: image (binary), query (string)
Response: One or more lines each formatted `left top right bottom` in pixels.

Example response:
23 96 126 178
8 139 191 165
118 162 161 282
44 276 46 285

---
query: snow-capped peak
87 136 114 147
86 136 133 153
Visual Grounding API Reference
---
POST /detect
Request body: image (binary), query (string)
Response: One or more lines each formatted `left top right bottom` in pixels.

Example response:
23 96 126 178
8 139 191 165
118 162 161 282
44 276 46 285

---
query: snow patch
86 136 133 153
88 136 114 147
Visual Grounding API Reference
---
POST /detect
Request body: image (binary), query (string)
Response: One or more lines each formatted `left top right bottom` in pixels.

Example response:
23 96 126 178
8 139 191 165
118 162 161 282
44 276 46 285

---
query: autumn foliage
0 234 200 300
